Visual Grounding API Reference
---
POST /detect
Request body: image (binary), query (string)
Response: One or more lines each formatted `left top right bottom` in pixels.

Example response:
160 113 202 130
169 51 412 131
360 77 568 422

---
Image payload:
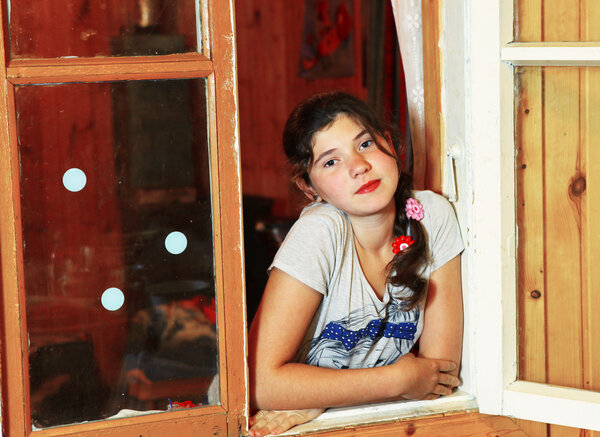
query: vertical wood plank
516 67 546 383
421 0 442 193
544 67 583 437
579 65 600 437
579 11 594 435
516 65 549 437
543 67 582 384
543 4 582 436
543 0 580 41
580 0 600 43
515 0 542 42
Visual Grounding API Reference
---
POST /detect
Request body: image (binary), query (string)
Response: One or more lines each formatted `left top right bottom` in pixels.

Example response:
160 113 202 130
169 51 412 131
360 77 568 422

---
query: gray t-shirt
270 190 464 369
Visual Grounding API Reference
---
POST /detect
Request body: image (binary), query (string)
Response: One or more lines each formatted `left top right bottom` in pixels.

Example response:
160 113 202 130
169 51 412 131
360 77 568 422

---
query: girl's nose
349 154 370 177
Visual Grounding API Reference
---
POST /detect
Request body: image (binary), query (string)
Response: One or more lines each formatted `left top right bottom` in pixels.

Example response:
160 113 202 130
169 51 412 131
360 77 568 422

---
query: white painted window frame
440 0 600 431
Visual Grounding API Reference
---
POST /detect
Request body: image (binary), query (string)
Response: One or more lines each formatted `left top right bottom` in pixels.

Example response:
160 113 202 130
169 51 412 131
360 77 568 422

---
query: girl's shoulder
412 190 464 269
412 189 450 208
286 202 351 246
412 190 456 222
298 202 349 227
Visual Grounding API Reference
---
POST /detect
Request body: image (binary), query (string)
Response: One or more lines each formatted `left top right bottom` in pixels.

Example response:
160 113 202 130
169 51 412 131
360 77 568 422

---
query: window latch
445 142 461 203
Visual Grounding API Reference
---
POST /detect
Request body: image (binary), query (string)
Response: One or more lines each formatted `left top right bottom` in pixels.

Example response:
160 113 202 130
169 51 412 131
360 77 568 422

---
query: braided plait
386 172 428 309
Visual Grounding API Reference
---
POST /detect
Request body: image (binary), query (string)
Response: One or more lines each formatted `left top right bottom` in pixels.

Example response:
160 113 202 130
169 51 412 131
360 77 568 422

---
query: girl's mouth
355 180 381 194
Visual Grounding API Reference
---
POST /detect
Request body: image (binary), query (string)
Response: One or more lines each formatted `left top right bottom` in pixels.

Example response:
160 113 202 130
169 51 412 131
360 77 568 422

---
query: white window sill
278 390 477 436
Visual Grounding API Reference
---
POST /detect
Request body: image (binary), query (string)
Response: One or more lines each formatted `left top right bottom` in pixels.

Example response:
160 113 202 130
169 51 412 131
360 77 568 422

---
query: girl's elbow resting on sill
249 366 283 410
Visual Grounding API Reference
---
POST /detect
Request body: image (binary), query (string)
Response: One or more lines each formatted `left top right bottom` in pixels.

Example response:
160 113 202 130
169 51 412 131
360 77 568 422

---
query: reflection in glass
9 0 200 59
16 79 218 429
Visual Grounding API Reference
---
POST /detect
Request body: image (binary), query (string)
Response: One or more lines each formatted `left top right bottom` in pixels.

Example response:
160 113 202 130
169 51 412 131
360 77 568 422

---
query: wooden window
0 1 247 436
458 0 600 432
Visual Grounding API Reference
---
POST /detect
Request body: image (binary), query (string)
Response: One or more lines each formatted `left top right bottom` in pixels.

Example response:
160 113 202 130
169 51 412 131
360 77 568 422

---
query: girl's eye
359 140 373 150
323 159 337 168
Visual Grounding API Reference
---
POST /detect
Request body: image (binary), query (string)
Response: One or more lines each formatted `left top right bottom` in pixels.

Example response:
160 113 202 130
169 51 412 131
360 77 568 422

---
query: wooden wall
235 0 367 218
516 1 600 436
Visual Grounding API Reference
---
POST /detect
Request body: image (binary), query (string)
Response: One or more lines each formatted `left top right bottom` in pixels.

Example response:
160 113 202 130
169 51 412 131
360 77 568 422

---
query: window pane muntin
5 54 213 86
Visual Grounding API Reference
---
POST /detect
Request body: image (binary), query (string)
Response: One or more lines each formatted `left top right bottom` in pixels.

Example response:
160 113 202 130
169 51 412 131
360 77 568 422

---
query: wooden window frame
459 0 600 431
0 1 248 436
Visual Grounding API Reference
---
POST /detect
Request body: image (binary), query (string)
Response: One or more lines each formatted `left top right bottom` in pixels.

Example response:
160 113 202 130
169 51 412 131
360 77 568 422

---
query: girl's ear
296 178 322 202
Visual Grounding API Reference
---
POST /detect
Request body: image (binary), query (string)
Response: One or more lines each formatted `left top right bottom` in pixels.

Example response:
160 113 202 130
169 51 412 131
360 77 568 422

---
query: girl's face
300 114 399 219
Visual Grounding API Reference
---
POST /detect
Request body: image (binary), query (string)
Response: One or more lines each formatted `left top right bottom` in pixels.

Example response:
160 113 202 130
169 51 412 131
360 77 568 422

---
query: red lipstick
356 180 381 194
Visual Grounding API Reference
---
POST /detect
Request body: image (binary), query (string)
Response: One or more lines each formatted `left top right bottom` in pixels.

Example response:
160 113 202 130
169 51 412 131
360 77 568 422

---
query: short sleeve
269 204 346 296
417 191 464 272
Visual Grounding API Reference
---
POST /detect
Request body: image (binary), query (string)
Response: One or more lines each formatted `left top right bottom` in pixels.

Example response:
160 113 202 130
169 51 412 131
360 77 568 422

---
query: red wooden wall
235 0 368 218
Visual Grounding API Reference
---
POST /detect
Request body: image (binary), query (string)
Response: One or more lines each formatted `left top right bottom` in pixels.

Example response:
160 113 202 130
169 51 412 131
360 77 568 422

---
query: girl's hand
248 408 324 437
392 353 460 400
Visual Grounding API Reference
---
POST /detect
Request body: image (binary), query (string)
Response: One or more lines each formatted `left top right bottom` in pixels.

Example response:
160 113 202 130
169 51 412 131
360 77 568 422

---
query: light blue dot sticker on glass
62 168 87 192
101 287 124 311
165 231 187 255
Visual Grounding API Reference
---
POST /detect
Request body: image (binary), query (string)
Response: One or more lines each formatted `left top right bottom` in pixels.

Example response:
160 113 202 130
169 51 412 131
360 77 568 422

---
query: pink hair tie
405 198 424 221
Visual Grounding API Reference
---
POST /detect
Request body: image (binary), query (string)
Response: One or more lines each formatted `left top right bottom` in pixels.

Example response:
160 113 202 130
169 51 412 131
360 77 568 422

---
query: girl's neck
349 201 396 255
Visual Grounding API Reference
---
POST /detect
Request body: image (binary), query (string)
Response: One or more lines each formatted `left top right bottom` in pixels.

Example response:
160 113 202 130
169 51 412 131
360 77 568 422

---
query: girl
248 92 463 436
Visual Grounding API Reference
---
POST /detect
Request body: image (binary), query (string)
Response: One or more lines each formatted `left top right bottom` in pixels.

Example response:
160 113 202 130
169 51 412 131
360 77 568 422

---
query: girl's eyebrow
354 129 369 140
314 148 336 164
314 129 369 164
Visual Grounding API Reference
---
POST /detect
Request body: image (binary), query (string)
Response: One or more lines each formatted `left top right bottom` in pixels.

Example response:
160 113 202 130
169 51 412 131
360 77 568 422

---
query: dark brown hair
282 91 428 309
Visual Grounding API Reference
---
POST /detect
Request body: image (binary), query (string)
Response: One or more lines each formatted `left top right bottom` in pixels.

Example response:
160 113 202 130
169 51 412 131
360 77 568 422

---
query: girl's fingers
436 360 457 373
248 409 267 427
249 409 324 437
249 410 273 436
440 373 460 387
270 416 300 435
433 383 452 396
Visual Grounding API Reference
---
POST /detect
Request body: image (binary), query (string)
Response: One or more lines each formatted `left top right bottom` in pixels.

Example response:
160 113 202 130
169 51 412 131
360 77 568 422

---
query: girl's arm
417 255 463 380
248 268 459 411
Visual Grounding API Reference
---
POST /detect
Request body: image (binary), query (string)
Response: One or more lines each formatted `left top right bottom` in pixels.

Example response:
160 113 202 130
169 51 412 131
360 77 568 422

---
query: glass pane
10 0 200 59
516 66 600 392
515 0 600 41
16 78 219 429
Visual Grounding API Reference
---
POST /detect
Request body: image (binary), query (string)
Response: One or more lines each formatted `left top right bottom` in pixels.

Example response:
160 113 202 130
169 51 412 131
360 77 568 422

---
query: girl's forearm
251 362 399 410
